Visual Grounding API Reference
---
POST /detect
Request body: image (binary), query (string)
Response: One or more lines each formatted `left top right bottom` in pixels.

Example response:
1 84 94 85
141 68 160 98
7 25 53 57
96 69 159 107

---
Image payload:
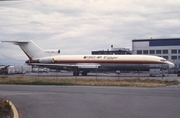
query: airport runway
0 85 180 118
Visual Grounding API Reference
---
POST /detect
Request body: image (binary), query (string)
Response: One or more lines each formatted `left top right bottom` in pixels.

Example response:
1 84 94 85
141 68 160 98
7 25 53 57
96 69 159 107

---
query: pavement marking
7 100 19 118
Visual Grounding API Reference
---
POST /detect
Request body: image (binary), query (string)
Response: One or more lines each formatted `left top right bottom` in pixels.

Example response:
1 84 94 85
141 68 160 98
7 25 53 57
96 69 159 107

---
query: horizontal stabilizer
2 41 29 45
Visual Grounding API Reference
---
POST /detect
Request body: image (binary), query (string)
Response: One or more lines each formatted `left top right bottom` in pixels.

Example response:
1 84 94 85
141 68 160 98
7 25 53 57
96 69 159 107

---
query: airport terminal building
132 38 180 70
92 45 132 55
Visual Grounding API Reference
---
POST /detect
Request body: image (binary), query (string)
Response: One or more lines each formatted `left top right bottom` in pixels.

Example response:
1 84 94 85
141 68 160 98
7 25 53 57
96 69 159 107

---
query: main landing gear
73 71 79 76
81 71 88 76
73 69 88 76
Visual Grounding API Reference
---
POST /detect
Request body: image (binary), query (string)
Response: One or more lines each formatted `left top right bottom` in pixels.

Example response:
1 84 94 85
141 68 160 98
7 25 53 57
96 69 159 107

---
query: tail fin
2 40 45 60
2 40 61 61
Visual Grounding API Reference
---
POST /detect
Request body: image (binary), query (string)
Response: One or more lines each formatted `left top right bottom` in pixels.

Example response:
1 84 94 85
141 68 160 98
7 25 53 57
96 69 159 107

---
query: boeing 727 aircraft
2 40 175 76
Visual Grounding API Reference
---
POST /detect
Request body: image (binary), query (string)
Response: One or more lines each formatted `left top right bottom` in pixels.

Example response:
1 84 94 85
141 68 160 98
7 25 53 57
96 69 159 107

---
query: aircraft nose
167 61 175 68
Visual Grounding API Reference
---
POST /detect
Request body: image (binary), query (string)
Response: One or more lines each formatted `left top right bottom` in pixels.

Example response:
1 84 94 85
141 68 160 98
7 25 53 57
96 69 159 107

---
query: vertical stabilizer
2 40 45 60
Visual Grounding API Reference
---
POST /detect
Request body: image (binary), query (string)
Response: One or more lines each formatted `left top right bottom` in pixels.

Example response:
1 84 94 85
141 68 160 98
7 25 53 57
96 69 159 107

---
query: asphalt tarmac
0 85 180 118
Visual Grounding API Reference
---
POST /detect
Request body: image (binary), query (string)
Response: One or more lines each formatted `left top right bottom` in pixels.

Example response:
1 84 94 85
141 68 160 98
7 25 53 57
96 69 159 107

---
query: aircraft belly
98 63 168 71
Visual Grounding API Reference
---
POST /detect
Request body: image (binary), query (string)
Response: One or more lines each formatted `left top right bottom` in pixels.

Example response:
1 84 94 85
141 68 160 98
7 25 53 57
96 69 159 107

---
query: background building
92 45 132 55
132 38 180 70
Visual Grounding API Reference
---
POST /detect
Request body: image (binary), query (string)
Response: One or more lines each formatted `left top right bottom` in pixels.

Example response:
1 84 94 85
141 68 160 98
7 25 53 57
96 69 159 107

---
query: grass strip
0 78 179 87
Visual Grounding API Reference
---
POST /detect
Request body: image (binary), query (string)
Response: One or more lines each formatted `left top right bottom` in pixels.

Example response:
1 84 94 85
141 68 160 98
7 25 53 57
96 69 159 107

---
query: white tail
2 40 60 60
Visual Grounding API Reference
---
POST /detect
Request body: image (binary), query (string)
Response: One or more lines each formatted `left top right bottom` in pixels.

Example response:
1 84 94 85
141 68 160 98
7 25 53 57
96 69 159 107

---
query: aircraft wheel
73 71 79 76
82 71 88 76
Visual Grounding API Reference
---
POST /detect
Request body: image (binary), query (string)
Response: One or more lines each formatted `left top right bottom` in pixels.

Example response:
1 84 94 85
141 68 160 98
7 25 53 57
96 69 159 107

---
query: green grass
0 77 179 87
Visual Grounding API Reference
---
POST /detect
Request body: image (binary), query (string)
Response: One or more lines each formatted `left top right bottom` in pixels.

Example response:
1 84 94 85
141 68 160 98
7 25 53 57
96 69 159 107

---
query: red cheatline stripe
53 60 165 64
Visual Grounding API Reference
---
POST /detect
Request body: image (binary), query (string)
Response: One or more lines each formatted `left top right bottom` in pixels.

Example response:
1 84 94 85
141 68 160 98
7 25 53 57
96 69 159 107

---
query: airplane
2 40 175 76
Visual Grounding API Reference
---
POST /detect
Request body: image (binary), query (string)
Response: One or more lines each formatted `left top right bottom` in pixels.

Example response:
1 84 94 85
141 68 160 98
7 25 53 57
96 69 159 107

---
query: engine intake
44 49 60 56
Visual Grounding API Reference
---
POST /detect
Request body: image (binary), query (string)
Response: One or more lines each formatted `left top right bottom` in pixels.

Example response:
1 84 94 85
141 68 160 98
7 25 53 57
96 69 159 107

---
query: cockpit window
161 59 166 62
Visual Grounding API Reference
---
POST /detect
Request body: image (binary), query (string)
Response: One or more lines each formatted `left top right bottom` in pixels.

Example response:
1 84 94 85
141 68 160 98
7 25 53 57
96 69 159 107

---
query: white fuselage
35 54 175 71
38 55 168 64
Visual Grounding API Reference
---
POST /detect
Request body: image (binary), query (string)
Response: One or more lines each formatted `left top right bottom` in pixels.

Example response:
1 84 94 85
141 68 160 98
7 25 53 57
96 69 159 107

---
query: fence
0 65 179 81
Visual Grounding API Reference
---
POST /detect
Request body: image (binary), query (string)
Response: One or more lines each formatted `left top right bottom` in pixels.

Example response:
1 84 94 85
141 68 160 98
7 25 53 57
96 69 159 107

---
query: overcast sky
0 0 180 65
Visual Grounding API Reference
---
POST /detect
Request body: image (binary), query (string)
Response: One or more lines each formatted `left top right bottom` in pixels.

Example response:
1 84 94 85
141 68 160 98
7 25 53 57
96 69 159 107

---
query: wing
27 63 101 71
